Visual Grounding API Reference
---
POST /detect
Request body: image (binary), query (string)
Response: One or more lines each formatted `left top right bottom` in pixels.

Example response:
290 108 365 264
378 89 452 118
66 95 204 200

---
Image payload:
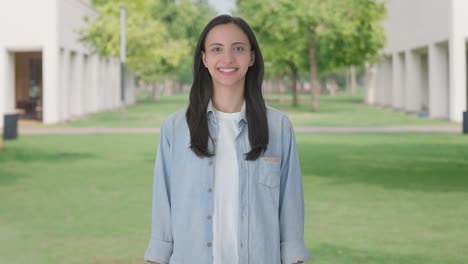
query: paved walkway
18 125 462 135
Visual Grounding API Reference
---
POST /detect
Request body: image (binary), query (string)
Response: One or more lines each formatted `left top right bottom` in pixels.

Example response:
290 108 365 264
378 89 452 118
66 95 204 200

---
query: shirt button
208 188 212 192
208 161 213 166
207 215 212 220
207 242 212 247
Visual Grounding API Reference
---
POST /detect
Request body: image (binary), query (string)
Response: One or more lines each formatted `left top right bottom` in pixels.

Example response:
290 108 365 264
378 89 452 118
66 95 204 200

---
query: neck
212 83 244 113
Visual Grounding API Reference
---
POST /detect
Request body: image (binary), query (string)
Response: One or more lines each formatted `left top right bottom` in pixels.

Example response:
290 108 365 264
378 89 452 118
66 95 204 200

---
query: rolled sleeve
279 117 311 263
144 119 174 263
144 238 173 263
281 240 310 264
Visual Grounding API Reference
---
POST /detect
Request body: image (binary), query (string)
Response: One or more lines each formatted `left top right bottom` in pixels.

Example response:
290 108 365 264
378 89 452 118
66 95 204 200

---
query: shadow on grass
0 145 95 185
0 168 25 185
312 243 461 264
136 92 189 105
267 93 364 111
0 147 94 163
299 136 468 193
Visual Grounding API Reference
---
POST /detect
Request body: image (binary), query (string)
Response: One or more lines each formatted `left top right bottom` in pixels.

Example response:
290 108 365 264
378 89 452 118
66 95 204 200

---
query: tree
238 0 308 107
237 0 386 111
151 0 215 84
81 0 215 89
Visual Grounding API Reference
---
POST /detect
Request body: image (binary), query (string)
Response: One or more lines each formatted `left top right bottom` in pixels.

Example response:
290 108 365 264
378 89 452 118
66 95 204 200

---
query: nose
222 49 234 64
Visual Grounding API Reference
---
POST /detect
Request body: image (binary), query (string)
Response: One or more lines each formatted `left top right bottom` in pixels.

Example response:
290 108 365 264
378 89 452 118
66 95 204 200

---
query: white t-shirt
212 107 241 264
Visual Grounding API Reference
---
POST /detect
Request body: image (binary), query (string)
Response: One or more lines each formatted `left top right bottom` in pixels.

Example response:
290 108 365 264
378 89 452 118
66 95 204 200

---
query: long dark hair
186 14 268 161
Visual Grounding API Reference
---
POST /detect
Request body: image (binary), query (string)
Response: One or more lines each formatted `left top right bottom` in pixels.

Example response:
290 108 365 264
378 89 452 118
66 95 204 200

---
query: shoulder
160 107 189 134
266 105 293 128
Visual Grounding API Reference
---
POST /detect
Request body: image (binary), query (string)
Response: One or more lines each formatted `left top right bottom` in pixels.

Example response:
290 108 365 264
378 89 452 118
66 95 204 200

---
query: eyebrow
208 42 248 47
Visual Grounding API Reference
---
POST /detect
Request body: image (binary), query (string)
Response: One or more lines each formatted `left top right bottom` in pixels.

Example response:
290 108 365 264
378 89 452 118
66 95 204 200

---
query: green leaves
81 0 215 82
237 0 386 75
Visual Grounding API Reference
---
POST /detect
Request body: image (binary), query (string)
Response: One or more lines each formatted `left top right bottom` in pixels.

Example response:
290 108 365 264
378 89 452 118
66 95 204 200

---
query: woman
144 14 310 264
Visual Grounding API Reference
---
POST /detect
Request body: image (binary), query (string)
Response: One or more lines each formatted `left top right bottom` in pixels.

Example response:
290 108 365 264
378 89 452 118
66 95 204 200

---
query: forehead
205 23 250 46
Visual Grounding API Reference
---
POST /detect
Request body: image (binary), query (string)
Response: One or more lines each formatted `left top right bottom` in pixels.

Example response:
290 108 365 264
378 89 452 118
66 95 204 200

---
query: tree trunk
350 65 357 94
309 41 319 111
178 82 184 93
279 78 285 104
264 79 272 101
346 68 351 93
164 80 173 96
152 83 160 101
273 76 280 91
289 63 298 107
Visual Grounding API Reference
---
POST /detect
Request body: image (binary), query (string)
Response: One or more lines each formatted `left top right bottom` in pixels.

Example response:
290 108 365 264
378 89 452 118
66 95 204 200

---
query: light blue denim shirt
144 103 310 264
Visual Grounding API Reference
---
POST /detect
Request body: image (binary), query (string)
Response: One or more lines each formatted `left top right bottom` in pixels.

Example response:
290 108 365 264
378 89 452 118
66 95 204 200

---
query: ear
249 51 255 66
202 51 208 68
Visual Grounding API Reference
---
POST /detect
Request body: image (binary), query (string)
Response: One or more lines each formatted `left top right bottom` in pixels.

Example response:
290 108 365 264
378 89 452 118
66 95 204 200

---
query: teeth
219 68 236 73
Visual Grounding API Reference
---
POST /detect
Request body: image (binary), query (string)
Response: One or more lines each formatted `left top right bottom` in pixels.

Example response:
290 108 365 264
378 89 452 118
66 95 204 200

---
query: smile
218 68 237 73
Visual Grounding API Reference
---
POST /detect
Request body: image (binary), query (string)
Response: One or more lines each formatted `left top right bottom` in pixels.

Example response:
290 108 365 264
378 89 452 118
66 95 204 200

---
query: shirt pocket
258 157 281 188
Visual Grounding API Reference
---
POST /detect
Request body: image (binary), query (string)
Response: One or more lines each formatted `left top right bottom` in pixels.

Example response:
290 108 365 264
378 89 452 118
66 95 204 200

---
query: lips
218 67 238 73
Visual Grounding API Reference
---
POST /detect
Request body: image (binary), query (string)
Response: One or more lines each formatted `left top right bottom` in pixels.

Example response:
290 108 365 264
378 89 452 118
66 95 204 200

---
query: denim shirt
144 103 310 264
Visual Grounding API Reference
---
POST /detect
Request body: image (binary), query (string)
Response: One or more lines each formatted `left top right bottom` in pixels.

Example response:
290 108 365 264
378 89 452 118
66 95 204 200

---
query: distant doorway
15 52 43 121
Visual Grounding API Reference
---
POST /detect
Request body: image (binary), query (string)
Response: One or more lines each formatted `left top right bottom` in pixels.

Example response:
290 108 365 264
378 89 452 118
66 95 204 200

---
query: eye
233 46 245 53
211 47 222 53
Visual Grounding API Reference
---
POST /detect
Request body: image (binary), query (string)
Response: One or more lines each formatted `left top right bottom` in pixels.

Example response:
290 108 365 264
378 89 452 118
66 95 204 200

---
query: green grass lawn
25 91 456 128
1 133 467 264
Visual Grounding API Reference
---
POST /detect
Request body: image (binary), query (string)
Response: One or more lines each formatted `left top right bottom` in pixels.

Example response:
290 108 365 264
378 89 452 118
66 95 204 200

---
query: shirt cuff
144 238 173 263
281 240 311 264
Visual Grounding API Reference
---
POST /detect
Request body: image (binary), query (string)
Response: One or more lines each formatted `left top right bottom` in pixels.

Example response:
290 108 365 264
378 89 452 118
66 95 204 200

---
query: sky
208 0 236 14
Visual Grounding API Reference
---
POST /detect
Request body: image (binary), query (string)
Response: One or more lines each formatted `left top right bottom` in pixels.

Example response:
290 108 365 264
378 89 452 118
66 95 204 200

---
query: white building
0 0 135 127
366 0 468 122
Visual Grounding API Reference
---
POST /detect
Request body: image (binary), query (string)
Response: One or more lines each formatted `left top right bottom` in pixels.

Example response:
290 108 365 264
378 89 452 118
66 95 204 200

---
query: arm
279 117 311 264
144 120 174 264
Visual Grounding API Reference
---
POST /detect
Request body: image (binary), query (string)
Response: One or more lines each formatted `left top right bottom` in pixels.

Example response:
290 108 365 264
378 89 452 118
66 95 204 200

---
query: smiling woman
202 23 254 99
144 14 310 264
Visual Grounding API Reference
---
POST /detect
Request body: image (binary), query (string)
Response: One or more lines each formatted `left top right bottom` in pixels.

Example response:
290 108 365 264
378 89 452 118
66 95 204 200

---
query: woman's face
202 23 255 91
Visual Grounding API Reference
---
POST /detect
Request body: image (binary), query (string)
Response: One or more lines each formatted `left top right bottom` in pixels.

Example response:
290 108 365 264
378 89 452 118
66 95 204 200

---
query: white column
112 59 118 109
392 52 405 110
392 53 401 109
59 48 69 122
420 52 429 113
75 53 83 116
112 58 119 108
82 54 90 114
375 61 384 105
364 63 377 105
405 50 421 112
0 48 5 127
103 58 108 110
383 57 393 107
42 0 60 124
43 46 60 124
429 43 449 119
89 54 99 113
69 52 77 117
97 57 103 111
449 0 468 122
0 49 16 127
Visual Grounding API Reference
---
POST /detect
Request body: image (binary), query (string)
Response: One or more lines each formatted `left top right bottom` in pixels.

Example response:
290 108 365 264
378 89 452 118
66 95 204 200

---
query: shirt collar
207 99 247 124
